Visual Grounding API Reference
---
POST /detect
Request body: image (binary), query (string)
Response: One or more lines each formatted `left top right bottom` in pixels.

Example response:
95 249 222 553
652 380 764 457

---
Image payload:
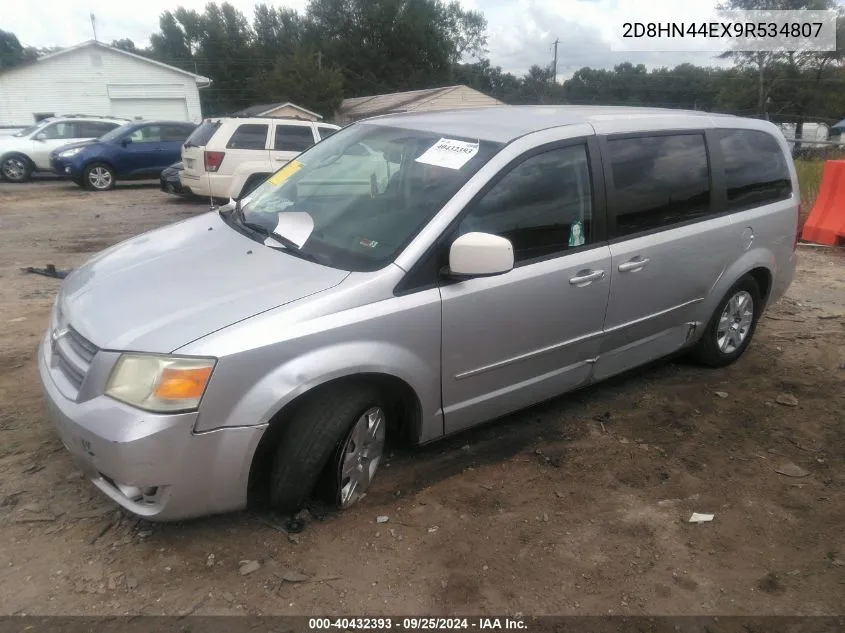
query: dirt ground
0 179 843 617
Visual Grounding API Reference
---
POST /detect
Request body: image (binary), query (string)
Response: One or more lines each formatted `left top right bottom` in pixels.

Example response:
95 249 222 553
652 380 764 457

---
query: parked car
38 106 798 521
51 120 197 191
0 115 126 183
160 161 186 195
179 116 340 200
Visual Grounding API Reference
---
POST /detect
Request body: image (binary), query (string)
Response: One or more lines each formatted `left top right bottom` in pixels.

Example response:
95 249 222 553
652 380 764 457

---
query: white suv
179 117 340 200
0 115 127 182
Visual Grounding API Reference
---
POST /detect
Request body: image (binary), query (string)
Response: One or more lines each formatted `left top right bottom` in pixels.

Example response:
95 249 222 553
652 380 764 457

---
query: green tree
304 0 488 96
0 30 38 69
261 50 344 117
111 38 138 53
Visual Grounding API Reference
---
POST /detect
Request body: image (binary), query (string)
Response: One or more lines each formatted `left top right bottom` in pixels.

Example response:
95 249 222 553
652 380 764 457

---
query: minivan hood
59 212 349 353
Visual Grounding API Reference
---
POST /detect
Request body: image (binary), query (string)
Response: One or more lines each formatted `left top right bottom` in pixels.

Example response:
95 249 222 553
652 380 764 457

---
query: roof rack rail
61 114 129 120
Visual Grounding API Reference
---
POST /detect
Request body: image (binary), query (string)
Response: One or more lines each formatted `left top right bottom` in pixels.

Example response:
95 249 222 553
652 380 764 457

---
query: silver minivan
38 106 798 521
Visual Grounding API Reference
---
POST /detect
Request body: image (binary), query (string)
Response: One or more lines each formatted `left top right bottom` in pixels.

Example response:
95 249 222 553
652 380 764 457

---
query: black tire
83 163 115 191
1 154 33 183
693 275 762 367
270 385 386 513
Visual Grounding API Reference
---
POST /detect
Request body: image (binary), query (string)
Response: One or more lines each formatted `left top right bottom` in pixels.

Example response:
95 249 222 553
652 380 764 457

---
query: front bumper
37 333 266 521
50 156 82 179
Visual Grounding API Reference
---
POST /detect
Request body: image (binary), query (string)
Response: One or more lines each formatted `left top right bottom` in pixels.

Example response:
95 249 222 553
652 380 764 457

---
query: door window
719 129 792 210
78 121 120 137
39 122 80 140
317 125 339 140
128 125 162 143
456 144 594 263
226 124 269 150
607 134 711 238
274 124 316 152
161 125 194 142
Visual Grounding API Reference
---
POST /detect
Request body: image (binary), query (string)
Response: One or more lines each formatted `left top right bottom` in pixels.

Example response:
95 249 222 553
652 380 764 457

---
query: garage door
109 98 189 121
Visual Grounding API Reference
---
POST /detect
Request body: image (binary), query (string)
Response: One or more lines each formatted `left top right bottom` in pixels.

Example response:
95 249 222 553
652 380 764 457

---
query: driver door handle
569 269 605 287
618 256 650 273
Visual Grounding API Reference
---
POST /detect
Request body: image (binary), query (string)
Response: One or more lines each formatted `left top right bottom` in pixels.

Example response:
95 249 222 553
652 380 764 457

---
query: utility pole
90 13 98 42
317 50 322 72
551 37 559 84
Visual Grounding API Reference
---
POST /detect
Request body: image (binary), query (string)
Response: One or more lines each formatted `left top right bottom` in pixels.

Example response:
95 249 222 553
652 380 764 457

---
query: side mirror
447 232 514 279
121 137 132 147
33 132 46 142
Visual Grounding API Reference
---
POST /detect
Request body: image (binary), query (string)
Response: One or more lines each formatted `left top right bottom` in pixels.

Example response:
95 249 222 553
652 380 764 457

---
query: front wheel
269 385 387 513
693 275 762 367
84 163 115 191
1 155 33 183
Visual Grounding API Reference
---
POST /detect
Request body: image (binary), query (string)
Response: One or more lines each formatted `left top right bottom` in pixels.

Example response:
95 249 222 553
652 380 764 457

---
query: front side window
40 121 79 140
608 134 711 238
719 129 792 210
227 124 269 150
274 125 316 152
128 125 162 143
238 124 503 272
456 144 594 263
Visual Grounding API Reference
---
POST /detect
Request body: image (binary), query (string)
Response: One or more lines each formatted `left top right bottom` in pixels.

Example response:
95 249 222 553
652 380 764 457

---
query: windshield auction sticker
415 138 479 170
269 160 304 186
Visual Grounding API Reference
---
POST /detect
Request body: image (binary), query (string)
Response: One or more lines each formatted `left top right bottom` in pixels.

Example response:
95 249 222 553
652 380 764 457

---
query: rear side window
608 134 711 238
227 124 269 150
317 125 338 140
719 129 792 210
184 120 221 147
162 125 194 142
79 121 119 137
274 124 316 152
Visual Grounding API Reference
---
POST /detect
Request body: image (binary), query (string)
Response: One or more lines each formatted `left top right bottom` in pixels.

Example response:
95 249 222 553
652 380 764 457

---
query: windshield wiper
231 201 322 264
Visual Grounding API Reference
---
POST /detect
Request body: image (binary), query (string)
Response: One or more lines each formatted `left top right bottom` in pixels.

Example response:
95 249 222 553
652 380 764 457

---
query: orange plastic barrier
802 160 845 246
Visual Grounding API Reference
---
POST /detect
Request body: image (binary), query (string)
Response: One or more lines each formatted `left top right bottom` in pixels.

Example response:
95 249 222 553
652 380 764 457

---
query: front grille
53 326 98 392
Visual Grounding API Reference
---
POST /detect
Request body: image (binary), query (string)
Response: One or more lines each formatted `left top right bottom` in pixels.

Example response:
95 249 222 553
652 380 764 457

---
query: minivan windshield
236 123 503 271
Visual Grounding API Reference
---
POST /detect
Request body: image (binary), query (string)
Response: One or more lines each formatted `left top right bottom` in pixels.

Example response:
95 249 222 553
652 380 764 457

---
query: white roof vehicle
179 116 341 200
0 115 127 182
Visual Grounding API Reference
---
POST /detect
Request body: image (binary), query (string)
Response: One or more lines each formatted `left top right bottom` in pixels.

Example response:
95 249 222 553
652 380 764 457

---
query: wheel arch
698 249 777 330
246 372 422 510
0 151 34 165
83 158 117 174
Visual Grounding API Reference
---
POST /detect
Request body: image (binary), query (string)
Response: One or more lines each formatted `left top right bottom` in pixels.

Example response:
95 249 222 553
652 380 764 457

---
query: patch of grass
795 159 825 225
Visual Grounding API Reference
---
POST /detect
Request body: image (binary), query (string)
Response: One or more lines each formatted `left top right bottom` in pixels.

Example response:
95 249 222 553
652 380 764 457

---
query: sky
3 0 738 78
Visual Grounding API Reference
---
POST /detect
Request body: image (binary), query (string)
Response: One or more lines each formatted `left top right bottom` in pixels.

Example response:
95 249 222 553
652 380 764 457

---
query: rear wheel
1 155 33 183
693 275 761 367
84 163 115 191
269 385 387 513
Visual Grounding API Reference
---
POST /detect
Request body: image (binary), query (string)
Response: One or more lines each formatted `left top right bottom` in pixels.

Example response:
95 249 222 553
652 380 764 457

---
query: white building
0 40 211 127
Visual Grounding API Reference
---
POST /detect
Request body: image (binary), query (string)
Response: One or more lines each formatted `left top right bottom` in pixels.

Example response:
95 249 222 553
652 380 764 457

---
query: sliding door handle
618 257 650 273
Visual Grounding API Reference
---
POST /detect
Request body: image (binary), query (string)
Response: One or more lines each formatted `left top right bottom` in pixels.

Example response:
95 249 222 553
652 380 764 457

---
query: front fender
195 340 439 438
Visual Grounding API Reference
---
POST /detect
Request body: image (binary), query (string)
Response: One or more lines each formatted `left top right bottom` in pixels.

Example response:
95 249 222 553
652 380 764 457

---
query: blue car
51 120 197 191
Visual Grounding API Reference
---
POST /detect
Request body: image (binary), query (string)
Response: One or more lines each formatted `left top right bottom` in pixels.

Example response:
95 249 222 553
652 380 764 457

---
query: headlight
105 354 216 412
58 147 83 158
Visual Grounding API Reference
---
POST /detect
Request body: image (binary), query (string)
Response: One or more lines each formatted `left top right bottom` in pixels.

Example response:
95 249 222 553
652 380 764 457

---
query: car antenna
207 162 215 212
